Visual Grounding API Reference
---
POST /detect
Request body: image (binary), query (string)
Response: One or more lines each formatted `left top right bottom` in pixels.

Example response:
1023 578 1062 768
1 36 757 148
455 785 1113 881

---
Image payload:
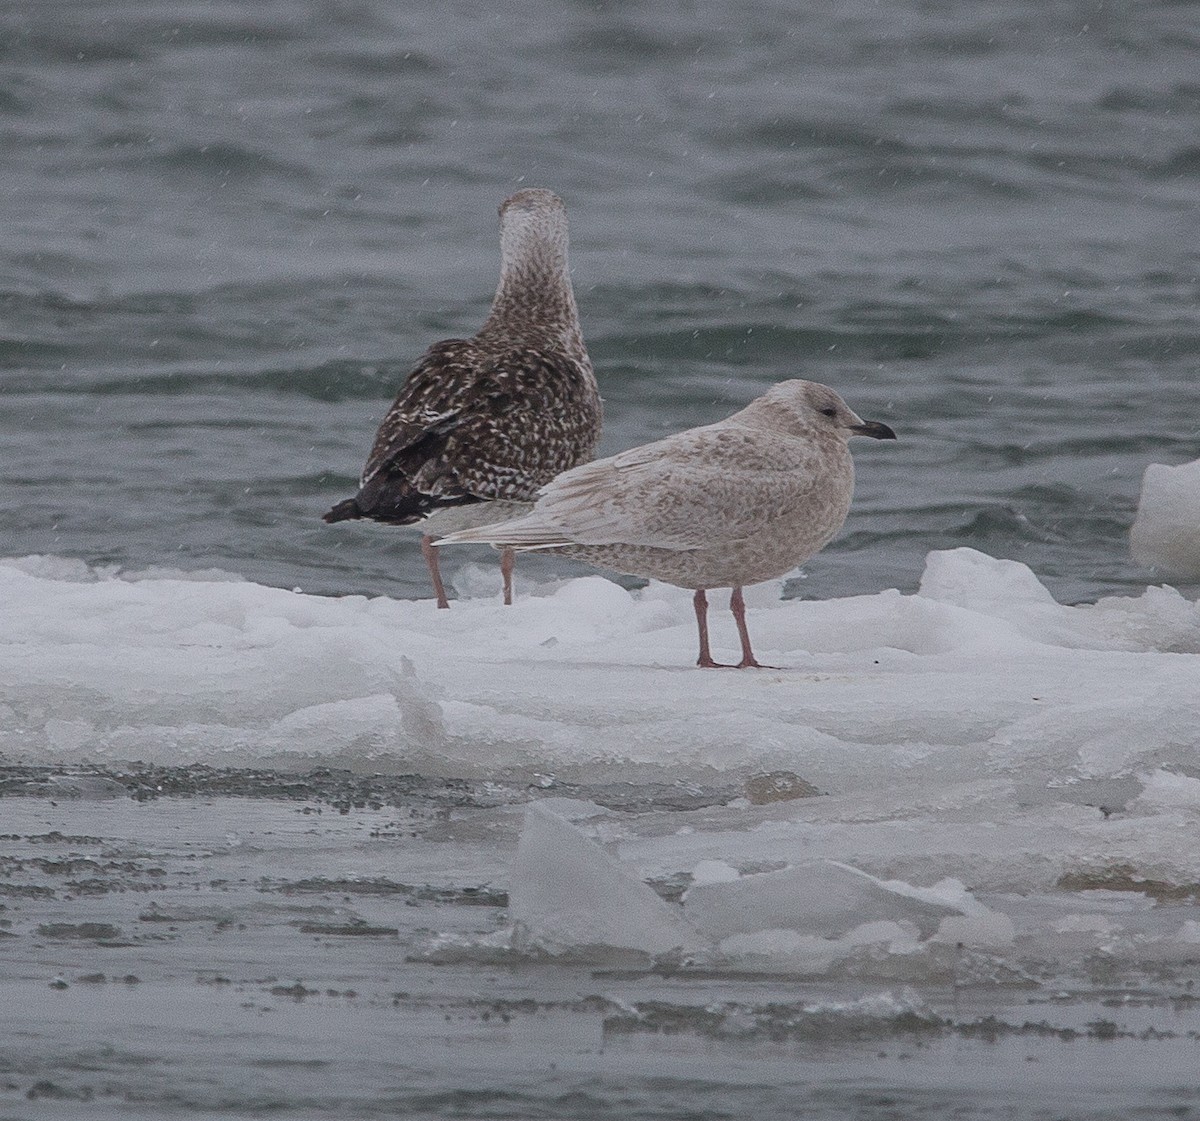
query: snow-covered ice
3 546 1200 977
6 546 1200 782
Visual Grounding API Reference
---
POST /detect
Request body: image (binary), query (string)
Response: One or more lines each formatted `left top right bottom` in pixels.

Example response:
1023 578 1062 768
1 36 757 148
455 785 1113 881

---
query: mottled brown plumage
323 188 602 606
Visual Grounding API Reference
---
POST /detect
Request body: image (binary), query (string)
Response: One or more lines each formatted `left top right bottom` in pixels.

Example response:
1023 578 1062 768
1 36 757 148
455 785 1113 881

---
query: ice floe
4 546 1200 783
504 798 1015 971
3 545 1200 976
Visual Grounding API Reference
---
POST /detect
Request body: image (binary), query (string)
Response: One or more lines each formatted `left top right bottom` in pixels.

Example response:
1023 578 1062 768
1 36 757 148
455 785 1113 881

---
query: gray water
4 0 1198 605
4 1 1200 1116
5 774 1200 1121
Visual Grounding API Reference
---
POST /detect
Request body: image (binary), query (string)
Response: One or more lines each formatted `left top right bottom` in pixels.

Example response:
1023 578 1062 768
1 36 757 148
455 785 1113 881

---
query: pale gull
323 188 602 608
436 380 896 667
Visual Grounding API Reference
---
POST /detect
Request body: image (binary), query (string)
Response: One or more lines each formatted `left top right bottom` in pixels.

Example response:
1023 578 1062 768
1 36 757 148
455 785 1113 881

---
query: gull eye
819 406 837 417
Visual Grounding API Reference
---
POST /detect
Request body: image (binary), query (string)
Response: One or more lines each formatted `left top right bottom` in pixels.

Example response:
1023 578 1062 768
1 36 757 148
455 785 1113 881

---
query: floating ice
508 799 707 957
505 801 1012 970
716 923 919 973
3 544 1200 965
5 546 1200 781
686 863 1014 967
1131 459 1200 579
681 861 967 940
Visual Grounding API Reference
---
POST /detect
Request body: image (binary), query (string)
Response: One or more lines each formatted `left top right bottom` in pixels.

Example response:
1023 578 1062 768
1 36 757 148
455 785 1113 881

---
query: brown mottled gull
436 380 896 667
323 188 602 608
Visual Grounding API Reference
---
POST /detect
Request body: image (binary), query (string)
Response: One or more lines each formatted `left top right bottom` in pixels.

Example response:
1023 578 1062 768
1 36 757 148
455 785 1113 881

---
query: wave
11 360 408 403
126 142 314 184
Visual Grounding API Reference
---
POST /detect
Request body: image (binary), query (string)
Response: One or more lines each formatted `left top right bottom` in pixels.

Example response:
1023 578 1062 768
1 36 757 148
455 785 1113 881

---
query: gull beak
849 420 897 440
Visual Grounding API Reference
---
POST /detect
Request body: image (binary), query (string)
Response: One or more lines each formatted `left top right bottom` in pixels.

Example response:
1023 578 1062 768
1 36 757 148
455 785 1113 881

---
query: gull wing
360 339 601 504
459 422 827 551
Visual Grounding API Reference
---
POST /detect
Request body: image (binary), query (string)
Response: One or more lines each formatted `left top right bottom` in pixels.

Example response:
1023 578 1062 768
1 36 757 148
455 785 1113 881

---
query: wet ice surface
3 791 1200 1120
3 547 1200 1117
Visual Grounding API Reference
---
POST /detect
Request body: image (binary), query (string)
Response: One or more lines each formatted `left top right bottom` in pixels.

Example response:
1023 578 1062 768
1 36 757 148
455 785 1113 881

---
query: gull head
753 380 897 442
498 188 570 271
499 187 567 220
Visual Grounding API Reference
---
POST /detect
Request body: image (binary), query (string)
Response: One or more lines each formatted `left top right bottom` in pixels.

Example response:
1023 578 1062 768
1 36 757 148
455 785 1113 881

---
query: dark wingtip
322 499 361 523
851 420 897 441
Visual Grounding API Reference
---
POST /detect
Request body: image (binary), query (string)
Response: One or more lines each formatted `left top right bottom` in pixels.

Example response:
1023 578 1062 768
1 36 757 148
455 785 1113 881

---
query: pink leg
421 534 450 609
500 547 515 606
729 586 765 669
694 588 728 668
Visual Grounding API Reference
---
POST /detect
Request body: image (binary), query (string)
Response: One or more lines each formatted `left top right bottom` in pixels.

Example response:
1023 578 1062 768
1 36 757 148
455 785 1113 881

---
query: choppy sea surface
3 1 1200 1117
4 0 1199 605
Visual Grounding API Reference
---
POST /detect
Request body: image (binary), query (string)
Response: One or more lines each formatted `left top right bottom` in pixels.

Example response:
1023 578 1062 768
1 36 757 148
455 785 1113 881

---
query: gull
436 380 895 667
323 188 602 608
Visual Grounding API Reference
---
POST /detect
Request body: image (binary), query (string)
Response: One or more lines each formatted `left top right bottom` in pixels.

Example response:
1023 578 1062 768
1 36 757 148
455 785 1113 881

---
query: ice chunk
918 547 1200 653
681 860 968 940
508 800 707 956
1053 913 1121 934
5 554 100 582
932 911 1015 948
917 548 1079 647
691 860 740 886
717 928 843 971
1131 460 1200 578
842 919 922 949
1082 585 1200 654
920 547 1059 611
717 920 924 972
1132 768 1200 811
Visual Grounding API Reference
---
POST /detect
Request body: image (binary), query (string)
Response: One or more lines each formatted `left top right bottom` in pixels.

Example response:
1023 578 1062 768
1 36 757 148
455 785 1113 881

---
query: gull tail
436 513 574 551
322 498 363 523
